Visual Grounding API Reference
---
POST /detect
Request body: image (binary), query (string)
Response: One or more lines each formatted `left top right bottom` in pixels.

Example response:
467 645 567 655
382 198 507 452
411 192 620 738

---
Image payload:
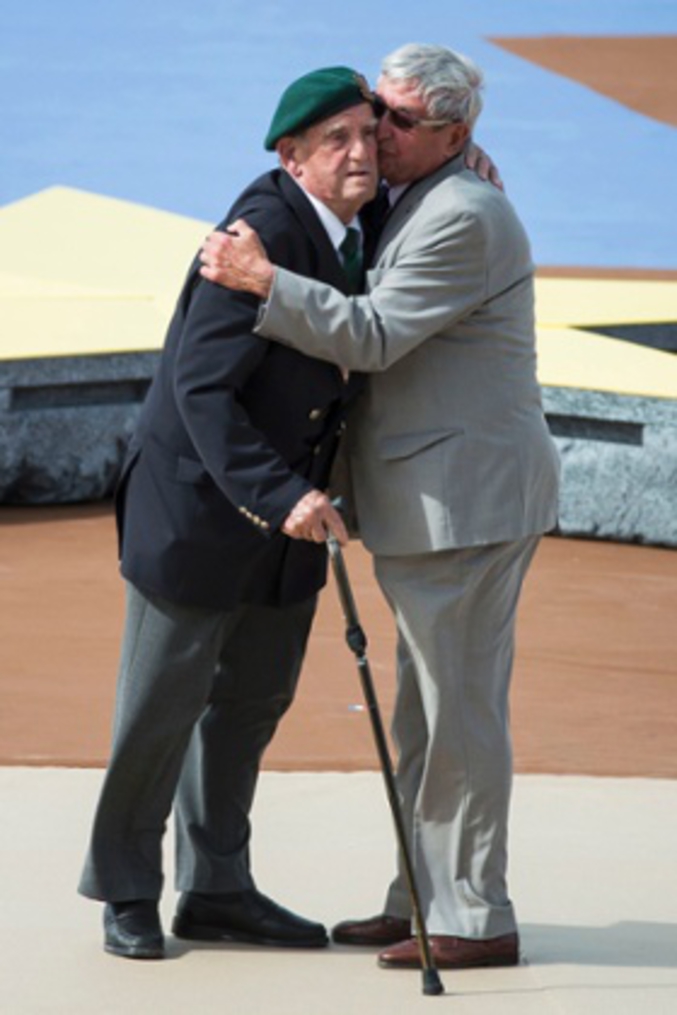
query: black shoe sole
172 918 328 949
104 940 165 960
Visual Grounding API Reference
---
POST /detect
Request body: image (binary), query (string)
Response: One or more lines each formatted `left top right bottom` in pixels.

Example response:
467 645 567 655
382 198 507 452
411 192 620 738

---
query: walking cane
326 531 444 997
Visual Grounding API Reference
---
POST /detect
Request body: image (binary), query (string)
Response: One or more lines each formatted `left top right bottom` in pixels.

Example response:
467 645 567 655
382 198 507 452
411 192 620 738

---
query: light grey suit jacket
257 154 560 556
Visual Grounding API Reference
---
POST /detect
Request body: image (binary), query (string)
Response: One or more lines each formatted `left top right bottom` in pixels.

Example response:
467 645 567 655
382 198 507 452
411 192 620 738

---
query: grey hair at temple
381 43 484 130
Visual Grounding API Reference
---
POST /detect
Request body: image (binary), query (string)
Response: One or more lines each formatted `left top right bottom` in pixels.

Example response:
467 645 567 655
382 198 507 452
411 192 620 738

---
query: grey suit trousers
374 535 540 939
79 581 315 902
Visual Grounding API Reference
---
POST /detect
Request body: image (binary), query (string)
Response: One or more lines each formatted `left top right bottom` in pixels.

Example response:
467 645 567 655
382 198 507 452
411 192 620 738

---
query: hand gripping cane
326 532 445 997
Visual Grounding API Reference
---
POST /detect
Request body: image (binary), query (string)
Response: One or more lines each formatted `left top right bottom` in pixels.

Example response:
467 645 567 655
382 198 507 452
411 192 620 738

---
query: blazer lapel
279 172 350 294
374 153 466 261
278 171 355 387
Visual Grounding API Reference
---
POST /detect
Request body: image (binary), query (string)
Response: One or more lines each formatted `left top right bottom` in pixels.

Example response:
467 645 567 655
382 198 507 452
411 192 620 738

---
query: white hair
381 43 484 129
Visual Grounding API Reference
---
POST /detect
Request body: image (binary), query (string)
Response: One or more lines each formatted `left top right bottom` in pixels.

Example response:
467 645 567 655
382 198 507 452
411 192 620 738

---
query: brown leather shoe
332 913 411 946
378 932 519 969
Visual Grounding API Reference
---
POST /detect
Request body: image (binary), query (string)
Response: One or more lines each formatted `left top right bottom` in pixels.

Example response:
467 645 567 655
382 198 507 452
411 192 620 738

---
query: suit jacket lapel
374 154 466 261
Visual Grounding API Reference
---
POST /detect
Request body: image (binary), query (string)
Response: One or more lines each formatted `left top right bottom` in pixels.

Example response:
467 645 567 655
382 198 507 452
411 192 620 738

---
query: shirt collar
387 183 408 207
288 175 362 251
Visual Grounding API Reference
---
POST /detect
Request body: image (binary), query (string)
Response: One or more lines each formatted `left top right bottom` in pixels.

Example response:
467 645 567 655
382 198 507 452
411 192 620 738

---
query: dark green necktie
340 226 363 293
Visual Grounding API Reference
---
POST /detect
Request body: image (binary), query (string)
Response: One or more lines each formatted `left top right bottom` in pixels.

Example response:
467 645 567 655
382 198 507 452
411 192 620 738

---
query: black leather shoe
172 890 328 948
103 900 165 959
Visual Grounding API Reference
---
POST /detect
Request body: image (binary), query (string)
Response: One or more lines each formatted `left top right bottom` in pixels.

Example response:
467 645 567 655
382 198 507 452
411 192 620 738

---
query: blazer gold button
309 408 323 421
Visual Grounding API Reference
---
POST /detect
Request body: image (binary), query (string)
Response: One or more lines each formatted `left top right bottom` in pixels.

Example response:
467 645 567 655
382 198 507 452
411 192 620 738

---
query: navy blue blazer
117 169 363 609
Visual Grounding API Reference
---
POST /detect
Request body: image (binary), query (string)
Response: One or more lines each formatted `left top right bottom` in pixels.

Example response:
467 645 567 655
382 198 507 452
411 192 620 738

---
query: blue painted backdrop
2 1 676 268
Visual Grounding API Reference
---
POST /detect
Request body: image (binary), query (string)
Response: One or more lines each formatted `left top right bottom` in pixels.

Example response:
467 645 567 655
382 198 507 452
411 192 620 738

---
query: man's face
280 103 379 222
375 75 469 187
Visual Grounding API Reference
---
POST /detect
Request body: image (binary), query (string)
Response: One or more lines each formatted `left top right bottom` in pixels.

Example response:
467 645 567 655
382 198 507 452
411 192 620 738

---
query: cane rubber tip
422 968 445 995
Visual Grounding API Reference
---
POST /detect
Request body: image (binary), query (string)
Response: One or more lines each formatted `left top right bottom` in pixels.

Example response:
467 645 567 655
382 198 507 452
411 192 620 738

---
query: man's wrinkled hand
199 219 275 298
464 141 504 191
282 490 348 545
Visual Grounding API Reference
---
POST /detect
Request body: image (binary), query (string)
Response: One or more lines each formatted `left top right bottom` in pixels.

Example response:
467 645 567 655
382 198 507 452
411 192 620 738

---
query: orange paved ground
1 504 675 778
490 35 677 130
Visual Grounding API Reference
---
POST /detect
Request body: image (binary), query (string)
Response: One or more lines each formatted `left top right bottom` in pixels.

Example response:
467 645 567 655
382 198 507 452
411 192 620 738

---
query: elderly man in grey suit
200 43 560 971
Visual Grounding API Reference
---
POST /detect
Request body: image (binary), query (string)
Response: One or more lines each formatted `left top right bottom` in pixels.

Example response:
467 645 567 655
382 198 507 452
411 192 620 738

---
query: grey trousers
79 581 315 902
374 536 540 939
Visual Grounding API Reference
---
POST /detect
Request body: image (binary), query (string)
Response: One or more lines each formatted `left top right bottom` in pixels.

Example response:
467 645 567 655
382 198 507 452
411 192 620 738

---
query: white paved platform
1 768 676 1014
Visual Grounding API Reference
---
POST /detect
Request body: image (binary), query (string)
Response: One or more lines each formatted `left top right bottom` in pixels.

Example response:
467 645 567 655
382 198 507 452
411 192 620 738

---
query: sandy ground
1 504 675 778
3 766 677 1015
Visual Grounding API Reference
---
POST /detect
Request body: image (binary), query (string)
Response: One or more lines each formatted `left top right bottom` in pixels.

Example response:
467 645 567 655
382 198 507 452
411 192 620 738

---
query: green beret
264 66 374 151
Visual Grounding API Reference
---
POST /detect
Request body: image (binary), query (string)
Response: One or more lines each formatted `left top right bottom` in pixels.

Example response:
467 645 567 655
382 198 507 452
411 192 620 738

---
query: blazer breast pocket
378 427 464 462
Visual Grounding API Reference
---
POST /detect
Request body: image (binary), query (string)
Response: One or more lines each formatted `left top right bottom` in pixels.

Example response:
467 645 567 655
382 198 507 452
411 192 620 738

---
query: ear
446 122 470 156
277 136 304 178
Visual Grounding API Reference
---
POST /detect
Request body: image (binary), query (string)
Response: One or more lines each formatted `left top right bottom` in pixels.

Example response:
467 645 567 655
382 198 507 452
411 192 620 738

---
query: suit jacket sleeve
256 206 489 373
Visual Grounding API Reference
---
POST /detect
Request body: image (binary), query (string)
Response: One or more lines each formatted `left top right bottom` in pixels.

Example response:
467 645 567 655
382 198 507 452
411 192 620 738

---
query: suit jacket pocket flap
379 427 464 461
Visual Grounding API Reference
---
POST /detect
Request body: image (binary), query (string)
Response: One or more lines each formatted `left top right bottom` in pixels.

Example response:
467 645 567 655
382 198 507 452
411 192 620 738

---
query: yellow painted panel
535 278 677 327
537 326 677 399
0 271 122 299
2 188 677 402
0 187 208 298
0 298 168 359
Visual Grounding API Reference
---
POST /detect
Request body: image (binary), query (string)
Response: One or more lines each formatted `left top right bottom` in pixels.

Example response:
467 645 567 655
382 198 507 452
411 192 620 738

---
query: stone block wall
2 358 676 548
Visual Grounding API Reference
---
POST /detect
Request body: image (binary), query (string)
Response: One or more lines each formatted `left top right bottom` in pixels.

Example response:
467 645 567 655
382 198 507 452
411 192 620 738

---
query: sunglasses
373 95 453 132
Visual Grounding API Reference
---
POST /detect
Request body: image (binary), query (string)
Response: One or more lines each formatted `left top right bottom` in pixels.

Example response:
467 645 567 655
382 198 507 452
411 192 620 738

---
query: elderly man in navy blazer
78 67 380 960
